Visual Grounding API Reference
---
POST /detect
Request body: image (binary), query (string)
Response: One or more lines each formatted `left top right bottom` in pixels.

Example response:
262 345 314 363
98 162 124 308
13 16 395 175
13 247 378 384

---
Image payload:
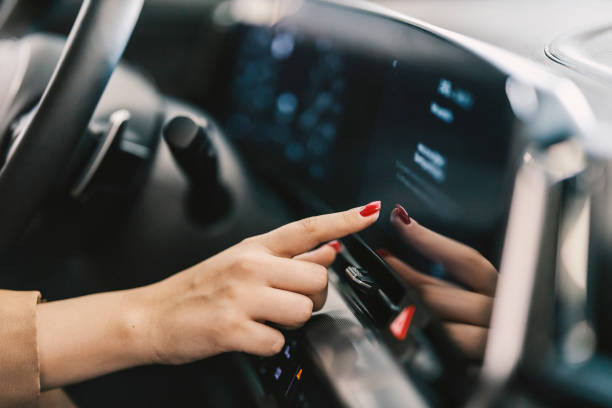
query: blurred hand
135 202 381 364
378 204 497 359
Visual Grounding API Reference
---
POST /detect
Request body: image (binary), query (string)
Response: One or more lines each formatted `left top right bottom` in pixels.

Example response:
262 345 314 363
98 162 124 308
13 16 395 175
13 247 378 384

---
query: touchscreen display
223 25 354 184
358 57 518 272
217 1 522 274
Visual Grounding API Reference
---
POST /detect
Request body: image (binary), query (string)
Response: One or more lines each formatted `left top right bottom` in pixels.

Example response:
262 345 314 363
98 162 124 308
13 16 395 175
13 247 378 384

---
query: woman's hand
38 202 381 389
377 204 497 359
132 202 382 365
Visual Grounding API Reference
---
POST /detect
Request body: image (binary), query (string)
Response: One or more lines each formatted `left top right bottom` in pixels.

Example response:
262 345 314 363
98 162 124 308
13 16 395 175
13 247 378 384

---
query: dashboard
212 0 521 270
203 1 587 407
3 0 609 407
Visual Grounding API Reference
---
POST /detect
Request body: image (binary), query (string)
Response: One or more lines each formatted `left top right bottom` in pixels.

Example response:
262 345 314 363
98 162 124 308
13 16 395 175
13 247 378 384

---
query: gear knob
163 115 229 223
163 115 218 189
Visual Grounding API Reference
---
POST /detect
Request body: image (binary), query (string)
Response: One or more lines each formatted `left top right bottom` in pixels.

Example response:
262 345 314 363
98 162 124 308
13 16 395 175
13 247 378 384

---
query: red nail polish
394 204 411 225
326 240 342 253
360 201 381 217
375 248 391 258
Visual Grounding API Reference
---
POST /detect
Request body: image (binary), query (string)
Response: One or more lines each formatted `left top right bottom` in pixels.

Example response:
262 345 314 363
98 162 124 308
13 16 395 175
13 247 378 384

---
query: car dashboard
2 0 611 407
198 1 603 407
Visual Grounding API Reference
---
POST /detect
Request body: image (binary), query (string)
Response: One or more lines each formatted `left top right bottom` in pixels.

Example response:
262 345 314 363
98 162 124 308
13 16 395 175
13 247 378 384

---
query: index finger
391 204 497 296
261 201 381 257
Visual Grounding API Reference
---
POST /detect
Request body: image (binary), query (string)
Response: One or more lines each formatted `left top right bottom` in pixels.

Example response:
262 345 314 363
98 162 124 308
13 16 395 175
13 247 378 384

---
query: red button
389 305 416 340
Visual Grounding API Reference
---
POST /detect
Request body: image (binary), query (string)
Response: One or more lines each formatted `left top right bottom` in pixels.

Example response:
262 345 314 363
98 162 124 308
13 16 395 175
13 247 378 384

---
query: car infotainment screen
214 0 523 274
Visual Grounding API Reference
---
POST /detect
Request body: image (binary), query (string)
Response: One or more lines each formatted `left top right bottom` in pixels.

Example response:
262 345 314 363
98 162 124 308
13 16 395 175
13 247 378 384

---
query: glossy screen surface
215 1 521 276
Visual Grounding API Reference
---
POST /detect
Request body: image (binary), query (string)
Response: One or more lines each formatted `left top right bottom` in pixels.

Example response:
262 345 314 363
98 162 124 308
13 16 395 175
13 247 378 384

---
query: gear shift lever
163 115 230 223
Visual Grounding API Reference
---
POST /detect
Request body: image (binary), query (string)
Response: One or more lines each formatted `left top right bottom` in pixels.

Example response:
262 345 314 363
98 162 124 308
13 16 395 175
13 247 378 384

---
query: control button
274 366 283 381
389 305 416 340
344 266 376 293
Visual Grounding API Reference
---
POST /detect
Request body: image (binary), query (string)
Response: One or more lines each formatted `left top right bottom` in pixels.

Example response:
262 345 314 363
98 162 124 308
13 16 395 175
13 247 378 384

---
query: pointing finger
260 202 381 257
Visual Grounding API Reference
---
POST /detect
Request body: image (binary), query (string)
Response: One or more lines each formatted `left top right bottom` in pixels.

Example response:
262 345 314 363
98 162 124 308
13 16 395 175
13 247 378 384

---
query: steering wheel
0 0 143 252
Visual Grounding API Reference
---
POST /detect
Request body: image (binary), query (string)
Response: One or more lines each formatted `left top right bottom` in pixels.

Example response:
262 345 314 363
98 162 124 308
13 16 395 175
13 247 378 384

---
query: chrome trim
344 266 373 290
325 0 596 135
468 154 549 406
468 141 586 406
546 24 612 85
71 109 130 198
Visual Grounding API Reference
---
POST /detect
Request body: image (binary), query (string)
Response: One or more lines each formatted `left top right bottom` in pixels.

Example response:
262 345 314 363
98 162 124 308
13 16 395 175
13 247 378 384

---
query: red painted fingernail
360 201 381 217
326 240 342 253
375 248 391 258
394 204 411 225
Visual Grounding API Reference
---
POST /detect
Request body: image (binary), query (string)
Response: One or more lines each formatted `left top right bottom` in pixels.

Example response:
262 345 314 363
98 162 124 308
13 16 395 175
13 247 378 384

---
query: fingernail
394 204 411 225
375 248 391 258
360 201 381 217
326 240 342 253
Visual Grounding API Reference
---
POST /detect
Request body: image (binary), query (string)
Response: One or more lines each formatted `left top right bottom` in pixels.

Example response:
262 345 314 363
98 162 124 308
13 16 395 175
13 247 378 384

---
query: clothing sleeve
0 289 41 408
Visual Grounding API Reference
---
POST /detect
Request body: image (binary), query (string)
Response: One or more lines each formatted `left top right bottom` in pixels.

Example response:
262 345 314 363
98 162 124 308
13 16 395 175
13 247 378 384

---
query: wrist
37 287 160 389
119 285 159 367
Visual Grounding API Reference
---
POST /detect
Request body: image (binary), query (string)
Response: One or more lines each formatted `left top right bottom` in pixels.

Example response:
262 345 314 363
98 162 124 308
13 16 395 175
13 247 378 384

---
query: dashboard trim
325 0 596 136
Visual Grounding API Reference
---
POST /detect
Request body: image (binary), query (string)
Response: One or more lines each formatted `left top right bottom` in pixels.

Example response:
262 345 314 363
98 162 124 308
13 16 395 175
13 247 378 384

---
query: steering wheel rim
0 0 143 252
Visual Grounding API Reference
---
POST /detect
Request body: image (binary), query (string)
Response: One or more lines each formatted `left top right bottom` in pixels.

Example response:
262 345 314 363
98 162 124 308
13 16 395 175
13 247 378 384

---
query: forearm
37 287 151 390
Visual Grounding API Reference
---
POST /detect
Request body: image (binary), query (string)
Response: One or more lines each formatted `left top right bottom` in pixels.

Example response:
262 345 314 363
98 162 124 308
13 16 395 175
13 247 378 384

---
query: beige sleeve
0 289 41 408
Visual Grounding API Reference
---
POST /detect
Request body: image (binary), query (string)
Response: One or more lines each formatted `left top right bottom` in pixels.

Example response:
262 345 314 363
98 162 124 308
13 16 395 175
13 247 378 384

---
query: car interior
1 0 612 406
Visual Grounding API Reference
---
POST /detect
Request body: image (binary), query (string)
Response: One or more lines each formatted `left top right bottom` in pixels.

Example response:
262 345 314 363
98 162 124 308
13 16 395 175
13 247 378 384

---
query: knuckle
299 216 319 235
469 252 498 292
312 287 328 312
224 312 243 332
419 284 437 303
212 311 243 352
234 251 258 274
240 235 268 251
296 297 314 322
265 332 285 355
240 236 258 246
477 256 497 276
342 210 354 227
209 325 225 351
466 248 485 266
312 265 329 290
186 269 201 292
219 283 242 302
